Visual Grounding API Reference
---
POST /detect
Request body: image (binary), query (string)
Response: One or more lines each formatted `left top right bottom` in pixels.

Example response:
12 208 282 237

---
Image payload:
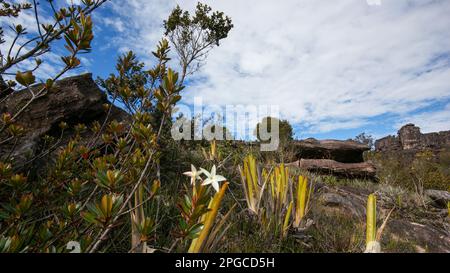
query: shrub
0 2 233 253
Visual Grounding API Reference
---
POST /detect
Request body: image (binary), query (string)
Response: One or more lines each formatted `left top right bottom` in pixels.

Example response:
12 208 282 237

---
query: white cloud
307 119 369 134
99 17 125 33
101 0 450 135
102 0 174 60
4 0 449 136
66 0 82 5
397 103 450 133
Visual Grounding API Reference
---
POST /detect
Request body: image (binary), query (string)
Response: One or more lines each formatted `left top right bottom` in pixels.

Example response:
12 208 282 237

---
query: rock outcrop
425 190 450 209
294 138 370 163
375 124 450 152
0 73 130 170
288 159 376 179
290 139 376 179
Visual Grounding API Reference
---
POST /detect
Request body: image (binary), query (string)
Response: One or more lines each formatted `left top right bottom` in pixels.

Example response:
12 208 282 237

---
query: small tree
255 117 294 145
354 133 374 149
87 3 234 252
164 2 233 83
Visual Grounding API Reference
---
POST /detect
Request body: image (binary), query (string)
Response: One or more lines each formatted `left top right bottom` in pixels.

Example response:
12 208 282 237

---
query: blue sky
2 0 450 141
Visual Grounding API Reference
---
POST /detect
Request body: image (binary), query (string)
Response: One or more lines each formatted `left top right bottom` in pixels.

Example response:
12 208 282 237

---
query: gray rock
315 185 450 253
425 190 450 208
298 159 377 180
294 138 370 163
385 219 450 253
375 124 450 152
318 191 366 218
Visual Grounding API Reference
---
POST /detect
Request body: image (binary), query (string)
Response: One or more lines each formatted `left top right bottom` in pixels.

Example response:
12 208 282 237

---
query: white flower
183 164 203 185
200 165 227 192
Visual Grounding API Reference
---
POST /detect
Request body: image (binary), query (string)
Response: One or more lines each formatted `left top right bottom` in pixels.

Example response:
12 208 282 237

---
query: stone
291 159 377 180
319 192 363 217
315 185 450 253
375 124 450 152
425 190 450 208
375 135 402 152
294 138 370 163
385 220 450 253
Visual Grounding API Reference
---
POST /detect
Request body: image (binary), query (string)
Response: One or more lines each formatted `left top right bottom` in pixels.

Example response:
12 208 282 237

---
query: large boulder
398 124 423 150
0 73 130 170
425 190 450 209
375 135 402 152
293 138 370 163
294 159 377 180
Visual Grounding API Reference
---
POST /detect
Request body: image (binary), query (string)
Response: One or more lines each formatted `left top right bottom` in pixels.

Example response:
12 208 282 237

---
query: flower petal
195 170 204 177
200 168 211 178
215 175 227 182
212 181 220 192
202 178 213 186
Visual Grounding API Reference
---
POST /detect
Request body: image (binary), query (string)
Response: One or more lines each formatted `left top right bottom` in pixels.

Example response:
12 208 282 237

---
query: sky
2 0 450 141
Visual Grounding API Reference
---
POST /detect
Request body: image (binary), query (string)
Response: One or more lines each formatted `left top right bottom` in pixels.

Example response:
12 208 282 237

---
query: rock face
287 159 376 179
374 135 402 152
295 159 377 179
0 73 130 170
315 184 450 253
290 138 375 179
375 124 450 152
425 190 450 209
294 139 370 163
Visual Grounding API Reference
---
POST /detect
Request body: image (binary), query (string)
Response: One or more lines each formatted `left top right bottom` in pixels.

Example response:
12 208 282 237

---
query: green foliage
0 1 31 18
0 236 12 252
369 149 450 191
306 208 365 253
353 133 374 149
239 154 265 215
0 3 234 253
2 1 443 255
189 182 229 253
95 170 124 192
255 117 294 145
176 182 212 240
164 3 233 45
366 194 377 246
82 194 124 227
293 176 310 228
448 202 450 218
239 155 312 238
15 71 35 86
170 165 230 253
411 150 450 191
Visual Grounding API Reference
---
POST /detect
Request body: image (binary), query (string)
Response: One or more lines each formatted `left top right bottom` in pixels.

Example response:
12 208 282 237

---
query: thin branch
33 0 44 41
0 0 108 74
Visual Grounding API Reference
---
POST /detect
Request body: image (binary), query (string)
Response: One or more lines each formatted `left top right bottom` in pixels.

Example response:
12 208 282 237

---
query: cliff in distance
375 124 450 152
